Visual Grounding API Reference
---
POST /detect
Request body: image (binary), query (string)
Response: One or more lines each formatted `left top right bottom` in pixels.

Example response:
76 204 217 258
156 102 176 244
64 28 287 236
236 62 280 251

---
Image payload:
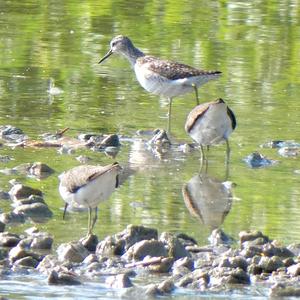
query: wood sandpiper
185 98 236 164
59 162 121 236
99 35 221 132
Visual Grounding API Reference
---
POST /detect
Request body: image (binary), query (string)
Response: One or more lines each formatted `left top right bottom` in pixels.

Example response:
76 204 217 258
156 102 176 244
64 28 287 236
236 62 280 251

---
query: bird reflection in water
182 168 234 230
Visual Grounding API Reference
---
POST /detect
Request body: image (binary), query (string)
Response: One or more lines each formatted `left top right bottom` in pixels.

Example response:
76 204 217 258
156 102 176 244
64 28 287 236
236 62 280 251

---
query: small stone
96 235 125 256
125 240 168 260
57 242 90 263
106 273 133 288
9 184 43 200
147 257 174 273
29 162 54 178
14 195 45 206
0 211 25 225
0 221 5 233
116 224 158 251
270 283 300 297
14 256 39 268
173 257 194 271
157 279 175 294
239 230 269 244
48 269 81 285
80 234 98 252
0 190 10 200
287 243 300 256
13 202 53 220
209 229 234 246
160 232 191 260
31 235 53 250
258 256 284 273
287 263 300 276
100 134 120 148
0 232 21 247
9 245 31 262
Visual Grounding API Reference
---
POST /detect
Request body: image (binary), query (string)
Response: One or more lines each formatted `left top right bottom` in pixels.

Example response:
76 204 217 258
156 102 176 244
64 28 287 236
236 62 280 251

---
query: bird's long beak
98 49 113 64
63 203 68 220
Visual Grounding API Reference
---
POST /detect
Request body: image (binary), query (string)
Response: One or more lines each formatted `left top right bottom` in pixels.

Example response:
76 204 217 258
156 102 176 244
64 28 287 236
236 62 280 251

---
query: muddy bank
0 224 299 298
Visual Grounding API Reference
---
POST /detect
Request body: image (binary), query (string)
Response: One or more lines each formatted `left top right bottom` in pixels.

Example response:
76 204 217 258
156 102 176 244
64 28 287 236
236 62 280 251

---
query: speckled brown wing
185 102 212 133
138 56 221 80
61 163 119 193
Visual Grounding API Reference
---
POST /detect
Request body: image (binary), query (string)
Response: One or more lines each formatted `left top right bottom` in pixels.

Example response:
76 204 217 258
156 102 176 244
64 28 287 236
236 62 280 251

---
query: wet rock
240 245 263 258
287 243 300 256
157 278 175 294
14 195 45 206
116 224 158 251
209 229 234 246
78 133 100 142
243 152 277 168
258 256 284 273
211 267 250 285
76 155 91 163
278 146 300 157
173 257 194 271
96 235 125 256
0 125 26 141
148 129 171 147
144 283 160 296
37 255 60 274
82 254 98 265
106 273 133 288
269 283 300 297
287 263 300 276
99 134 120 148
147 257 174 273
57 242 90 263
9 184 43 201
0 190 10 200
229 256 248 272
261 140 286 148
0 221 5 233
125 240 168 261
13 202 53 220
0 211 25 225
9 245 41 263
160 232 191 260
29 162 55 178
80 234 98 252
262 242 294 258
0 232 21 247
48 269 81 285
31 235 53 250
176 233 198 247
239 230 269 245
0 155 12 163
177 269 210 288
14 256 39 268
283 257 295 268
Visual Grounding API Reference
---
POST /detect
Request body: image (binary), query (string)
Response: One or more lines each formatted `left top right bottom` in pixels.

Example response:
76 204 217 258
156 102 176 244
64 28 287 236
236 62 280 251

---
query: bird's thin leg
90 207 98 234
62 203 68 220
225 139 231 179
87 206 92 236
192 84 199 105
167 97 173 133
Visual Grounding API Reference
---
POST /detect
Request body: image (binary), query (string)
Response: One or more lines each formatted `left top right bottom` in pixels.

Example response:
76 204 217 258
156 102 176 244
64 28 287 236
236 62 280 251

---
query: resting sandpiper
59 162 121 236
99 35 221 132
185 98 236 163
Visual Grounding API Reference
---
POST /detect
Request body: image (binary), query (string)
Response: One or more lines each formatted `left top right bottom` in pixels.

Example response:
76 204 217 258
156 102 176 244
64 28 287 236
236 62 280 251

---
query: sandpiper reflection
182 172 234 229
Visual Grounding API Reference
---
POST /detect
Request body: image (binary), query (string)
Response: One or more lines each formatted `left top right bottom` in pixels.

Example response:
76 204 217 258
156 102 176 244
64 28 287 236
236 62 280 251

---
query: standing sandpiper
99 35 221 132
185 98 236 163
59 162 121 236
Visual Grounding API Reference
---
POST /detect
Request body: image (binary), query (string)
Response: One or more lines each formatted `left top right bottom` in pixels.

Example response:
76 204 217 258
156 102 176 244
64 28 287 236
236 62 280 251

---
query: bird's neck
123 47 145 66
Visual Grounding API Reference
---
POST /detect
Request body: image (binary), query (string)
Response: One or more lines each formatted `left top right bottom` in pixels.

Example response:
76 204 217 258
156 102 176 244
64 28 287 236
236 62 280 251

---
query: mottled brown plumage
99 35 221 132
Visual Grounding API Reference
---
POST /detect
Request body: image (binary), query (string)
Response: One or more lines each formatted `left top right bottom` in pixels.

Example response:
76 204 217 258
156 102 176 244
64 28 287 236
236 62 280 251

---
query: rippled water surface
0 0 300 298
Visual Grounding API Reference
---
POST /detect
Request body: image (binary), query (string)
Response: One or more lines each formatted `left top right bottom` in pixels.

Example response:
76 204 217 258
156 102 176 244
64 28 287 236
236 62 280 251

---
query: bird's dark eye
111 42 116 47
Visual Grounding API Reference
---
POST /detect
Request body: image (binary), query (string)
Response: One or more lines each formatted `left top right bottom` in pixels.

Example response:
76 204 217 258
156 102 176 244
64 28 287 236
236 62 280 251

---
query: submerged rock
125 240 168 260
243 152 277 168
48 269 81 285
9 184 43 201
57 242 89 263
106 273 133 288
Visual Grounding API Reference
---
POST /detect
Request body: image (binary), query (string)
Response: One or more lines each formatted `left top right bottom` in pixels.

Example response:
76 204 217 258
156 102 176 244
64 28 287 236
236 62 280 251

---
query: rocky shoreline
0 224 300 298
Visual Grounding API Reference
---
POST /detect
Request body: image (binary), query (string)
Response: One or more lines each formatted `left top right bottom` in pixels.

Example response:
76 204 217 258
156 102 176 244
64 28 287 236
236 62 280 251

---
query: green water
0 0 300 298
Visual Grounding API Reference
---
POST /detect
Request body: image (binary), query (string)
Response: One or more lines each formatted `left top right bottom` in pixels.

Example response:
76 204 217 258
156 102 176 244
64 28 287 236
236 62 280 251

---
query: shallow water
0 0 300 298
